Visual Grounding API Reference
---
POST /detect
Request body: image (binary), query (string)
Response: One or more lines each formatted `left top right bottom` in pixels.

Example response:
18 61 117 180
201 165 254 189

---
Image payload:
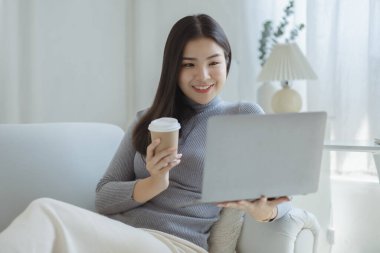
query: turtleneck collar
185 96 222 113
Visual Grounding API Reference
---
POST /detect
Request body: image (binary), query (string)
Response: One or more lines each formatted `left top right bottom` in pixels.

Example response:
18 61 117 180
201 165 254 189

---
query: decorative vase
256 81 279 114
271 85 302 113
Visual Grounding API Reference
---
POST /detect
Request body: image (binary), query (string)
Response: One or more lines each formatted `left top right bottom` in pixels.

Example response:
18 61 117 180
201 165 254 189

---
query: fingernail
177 154 182 158
170 159 179 164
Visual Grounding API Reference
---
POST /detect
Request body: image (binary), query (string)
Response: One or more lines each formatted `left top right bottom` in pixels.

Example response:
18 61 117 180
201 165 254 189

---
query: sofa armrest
236 208 320 253
292 209 320 253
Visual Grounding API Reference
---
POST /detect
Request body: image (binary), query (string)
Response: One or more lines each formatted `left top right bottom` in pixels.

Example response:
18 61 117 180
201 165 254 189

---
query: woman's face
178 37 227 105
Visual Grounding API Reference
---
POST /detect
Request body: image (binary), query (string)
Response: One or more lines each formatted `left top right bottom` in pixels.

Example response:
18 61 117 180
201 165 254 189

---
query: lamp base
271 86 302 113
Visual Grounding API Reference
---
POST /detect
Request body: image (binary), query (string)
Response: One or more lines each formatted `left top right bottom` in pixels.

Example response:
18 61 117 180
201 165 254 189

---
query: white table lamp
257 43 317 113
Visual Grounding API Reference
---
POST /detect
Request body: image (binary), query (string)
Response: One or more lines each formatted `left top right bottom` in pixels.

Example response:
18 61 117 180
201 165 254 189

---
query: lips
192 84 215 93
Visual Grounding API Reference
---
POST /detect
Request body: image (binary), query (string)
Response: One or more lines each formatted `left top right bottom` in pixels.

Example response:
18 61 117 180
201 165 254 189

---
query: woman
96 13 290 250
0 14 290 253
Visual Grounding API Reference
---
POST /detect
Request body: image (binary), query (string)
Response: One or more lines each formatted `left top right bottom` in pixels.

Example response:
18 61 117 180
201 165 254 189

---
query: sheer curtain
307 0 380 178
0 0 132 128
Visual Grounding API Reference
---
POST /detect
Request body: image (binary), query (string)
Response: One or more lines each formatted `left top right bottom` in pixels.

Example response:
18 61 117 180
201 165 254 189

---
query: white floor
330 177 380 253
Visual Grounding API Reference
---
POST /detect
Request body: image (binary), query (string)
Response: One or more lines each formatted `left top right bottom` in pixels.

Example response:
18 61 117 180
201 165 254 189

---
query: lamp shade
257 43 317 82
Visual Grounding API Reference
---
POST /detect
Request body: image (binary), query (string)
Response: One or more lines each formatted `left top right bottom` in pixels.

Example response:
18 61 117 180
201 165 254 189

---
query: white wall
331 178 380 253
0 0 131 128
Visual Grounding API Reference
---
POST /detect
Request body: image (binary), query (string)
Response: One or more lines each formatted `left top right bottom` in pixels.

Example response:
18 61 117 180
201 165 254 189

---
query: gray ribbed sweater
95 96 291 250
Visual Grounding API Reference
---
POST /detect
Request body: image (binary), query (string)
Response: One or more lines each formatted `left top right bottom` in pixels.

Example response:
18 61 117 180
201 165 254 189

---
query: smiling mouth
192 84 215 93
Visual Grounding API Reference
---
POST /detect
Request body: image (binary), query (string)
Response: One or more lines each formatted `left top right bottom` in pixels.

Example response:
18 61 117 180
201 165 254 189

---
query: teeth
194 84 213 90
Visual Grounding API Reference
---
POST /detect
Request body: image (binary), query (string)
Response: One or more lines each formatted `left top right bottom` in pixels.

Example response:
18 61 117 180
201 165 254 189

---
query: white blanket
0 198 207 253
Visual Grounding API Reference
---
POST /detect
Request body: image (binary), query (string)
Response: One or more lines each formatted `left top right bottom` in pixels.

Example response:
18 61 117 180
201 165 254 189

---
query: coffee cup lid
148 117 181 132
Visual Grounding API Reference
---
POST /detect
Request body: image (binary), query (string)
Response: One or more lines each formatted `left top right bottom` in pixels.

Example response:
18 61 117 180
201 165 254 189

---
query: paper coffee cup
148 117 181 154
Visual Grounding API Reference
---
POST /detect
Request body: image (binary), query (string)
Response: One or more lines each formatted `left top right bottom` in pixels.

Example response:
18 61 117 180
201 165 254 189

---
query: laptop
198 111 327 204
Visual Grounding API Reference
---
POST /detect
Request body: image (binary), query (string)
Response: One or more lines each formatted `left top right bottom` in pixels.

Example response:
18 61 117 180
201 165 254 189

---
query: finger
217 201 236 207
217 203 232 208
220 199 257 207
241 198 270 210
237 200 253 207
259 196 267 202
218 201 246 210
227 204 247 211
155 153 181 170
159 159 181 174
216 201 232 207
245 197 266 206
147 139 160 160
268 196 291 206
217 202 233 208
151 147 178 165
148 153 181 173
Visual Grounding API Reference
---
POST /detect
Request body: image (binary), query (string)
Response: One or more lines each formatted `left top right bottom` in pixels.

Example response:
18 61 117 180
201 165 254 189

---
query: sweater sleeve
238 101 265 115
274 201 292 221
95 114 144 215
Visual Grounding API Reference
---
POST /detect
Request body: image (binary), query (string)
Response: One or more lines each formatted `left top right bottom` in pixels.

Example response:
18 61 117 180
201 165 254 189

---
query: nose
195 66 210 80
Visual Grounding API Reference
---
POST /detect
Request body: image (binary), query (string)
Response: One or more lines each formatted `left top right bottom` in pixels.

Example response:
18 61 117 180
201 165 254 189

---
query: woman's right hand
132 139 181 203
146 138 182 189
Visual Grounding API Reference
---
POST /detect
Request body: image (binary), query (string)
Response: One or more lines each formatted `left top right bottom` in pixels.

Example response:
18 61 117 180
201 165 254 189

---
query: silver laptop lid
200 111 327 203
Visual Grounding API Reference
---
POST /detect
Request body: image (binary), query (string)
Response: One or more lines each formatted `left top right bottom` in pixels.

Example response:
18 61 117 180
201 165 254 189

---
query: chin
194 97 214 105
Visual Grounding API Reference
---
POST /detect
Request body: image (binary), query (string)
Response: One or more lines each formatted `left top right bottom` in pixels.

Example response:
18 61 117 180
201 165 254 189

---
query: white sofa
0 123 320 253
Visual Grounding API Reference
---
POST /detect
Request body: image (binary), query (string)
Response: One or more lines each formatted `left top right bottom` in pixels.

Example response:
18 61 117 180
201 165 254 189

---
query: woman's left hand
217 196 290 222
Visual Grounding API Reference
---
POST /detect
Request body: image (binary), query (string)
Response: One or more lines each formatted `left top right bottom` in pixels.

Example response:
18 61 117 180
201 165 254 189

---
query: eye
209 61 220 66
182 63 194 68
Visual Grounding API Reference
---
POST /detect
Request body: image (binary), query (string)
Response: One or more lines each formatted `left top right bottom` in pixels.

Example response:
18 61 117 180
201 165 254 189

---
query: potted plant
258 0 304 66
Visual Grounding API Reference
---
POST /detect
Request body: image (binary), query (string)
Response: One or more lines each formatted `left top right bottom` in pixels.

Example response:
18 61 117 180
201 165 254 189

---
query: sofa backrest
0 123 124 232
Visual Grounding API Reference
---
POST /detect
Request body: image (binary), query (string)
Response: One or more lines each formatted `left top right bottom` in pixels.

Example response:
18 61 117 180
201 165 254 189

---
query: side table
324 140 380 181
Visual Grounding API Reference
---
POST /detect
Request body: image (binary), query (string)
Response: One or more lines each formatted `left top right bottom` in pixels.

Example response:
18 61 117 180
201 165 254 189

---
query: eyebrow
182 53 222 61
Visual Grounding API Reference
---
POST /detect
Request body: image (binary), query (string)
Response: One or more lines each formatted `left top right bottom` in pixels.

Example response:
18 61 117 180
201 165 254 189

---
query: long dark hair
132 14 232 155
